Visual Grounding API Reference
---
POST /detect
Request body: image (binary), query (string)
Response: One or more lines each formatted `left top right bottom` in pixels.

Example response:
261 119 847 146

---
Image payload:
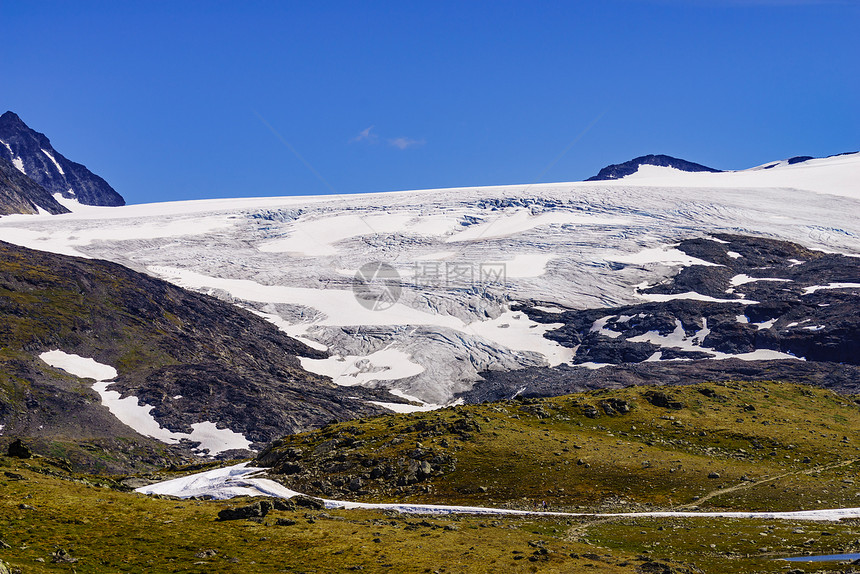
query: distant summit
586 154 722 181
0 111 124 207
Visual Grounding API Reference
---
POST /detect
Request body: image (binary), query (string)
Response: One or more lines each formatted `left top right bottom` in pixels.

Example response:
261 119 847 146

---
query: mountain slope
0 240 397 472
0 111 125 207
586 154 721 181
0 156 70 215
0 152 857 410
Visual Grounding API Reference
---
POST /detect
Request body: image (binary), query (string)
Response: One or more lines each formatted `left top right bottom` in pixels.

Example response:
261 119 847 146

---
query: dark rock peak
0 111 124 207
787 156 814 165
0 156 69 215
586 154 721 181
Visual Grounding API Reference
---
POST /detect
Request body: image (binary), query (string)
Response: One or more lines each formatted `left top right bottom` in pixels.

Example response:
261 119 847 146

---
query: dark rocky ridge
0 156 69 215
0 111 124 207
464 234 860 402
586 154 721 181
0 240 400 472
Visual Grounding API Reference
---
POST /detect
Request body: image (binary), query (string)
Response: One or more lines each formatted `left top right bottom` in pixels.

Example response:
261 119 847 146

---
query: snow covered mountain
586 154 721 181
0 111 124 210
0 150 857 468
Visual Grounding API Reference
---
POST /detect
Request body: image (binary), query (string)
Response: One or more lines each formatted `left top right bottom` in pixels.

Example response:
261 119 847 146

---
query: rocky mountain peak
586 154 722 181
0 111 125 207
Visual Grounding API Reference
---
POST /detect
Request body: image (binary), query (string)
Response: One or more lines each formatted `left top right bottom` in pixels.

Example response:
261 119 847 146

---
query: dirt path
674 457 860 510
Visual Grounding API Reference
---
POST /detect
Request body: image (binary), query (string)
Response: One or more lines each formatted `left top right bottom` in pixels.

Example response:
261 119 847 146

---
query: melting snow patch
754 318 777 330
736 315 749 324
607 246 721 267
803 283 860 295
576 362 614 370
637 291 758 305
726 251 743 259
39 350 251 456
367 400 441 414
730 274 792 287
41 149 64 175
590 316 623 339
300 347 425 387
138 463 860 521
532 305 565 314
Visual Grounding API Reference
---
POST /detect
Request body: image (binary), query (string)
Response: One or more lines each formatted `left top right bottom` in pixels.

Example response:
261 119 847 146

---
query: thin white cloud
350 126 378 144
389 137 425 150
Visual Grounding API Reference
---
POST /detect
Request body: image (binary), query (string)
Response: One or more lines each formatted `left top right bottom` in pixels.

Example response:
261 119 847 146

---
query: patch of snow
803 325 826 331
627 318 801 362
754 318 777 330
39 350 251 455
590 315 623 339
576 362 614 370
41 148 64 175
1 139 26 174
39 350 117 381
726 251 743 259
736 315 749 324
637 291 758 305
248 308 328 351
730 274 792 287
532 305 565 314
607 246 720 267
803 283 860 295
788 258 804 267
138 462 860 522
465 310 574 367
367 400 441 414
300 347 425 387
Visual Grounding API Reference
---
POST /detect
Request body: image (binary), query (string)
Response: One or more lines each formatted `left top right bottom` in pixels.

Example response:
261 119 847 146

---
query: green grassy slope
3 381 860 573
259 381 860 513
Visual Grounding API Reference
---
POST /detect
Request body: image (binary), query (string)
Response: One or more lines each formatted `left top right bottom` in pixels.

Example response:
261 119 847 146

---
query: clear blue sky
3 0 858 204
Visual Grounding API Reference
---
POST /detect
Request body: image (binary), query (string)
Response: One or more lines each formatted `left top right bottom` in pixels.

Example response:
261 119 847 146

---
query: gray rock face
0 156 69 215
0 111 124 207
466 234 860 402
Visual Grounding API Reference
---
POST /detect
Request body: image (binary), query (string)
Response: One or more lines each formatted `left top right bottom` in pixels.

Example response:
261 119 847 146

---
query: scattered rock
644 391 684 410
50 548 78 564
291 495 325 510
7 439 32 459
195 549 217 559
707 472 720 479
217 501 272 521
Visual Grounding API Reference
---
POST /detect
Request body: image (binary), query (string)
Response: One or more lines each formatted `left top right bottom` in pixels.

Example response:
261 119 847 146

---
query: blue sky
3 0 858 204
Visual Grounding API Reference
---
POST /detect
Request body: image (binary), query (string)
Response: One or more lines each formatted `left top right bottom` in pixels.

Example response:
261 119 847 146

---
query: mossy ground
263 381 860 514
3 380 860 572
